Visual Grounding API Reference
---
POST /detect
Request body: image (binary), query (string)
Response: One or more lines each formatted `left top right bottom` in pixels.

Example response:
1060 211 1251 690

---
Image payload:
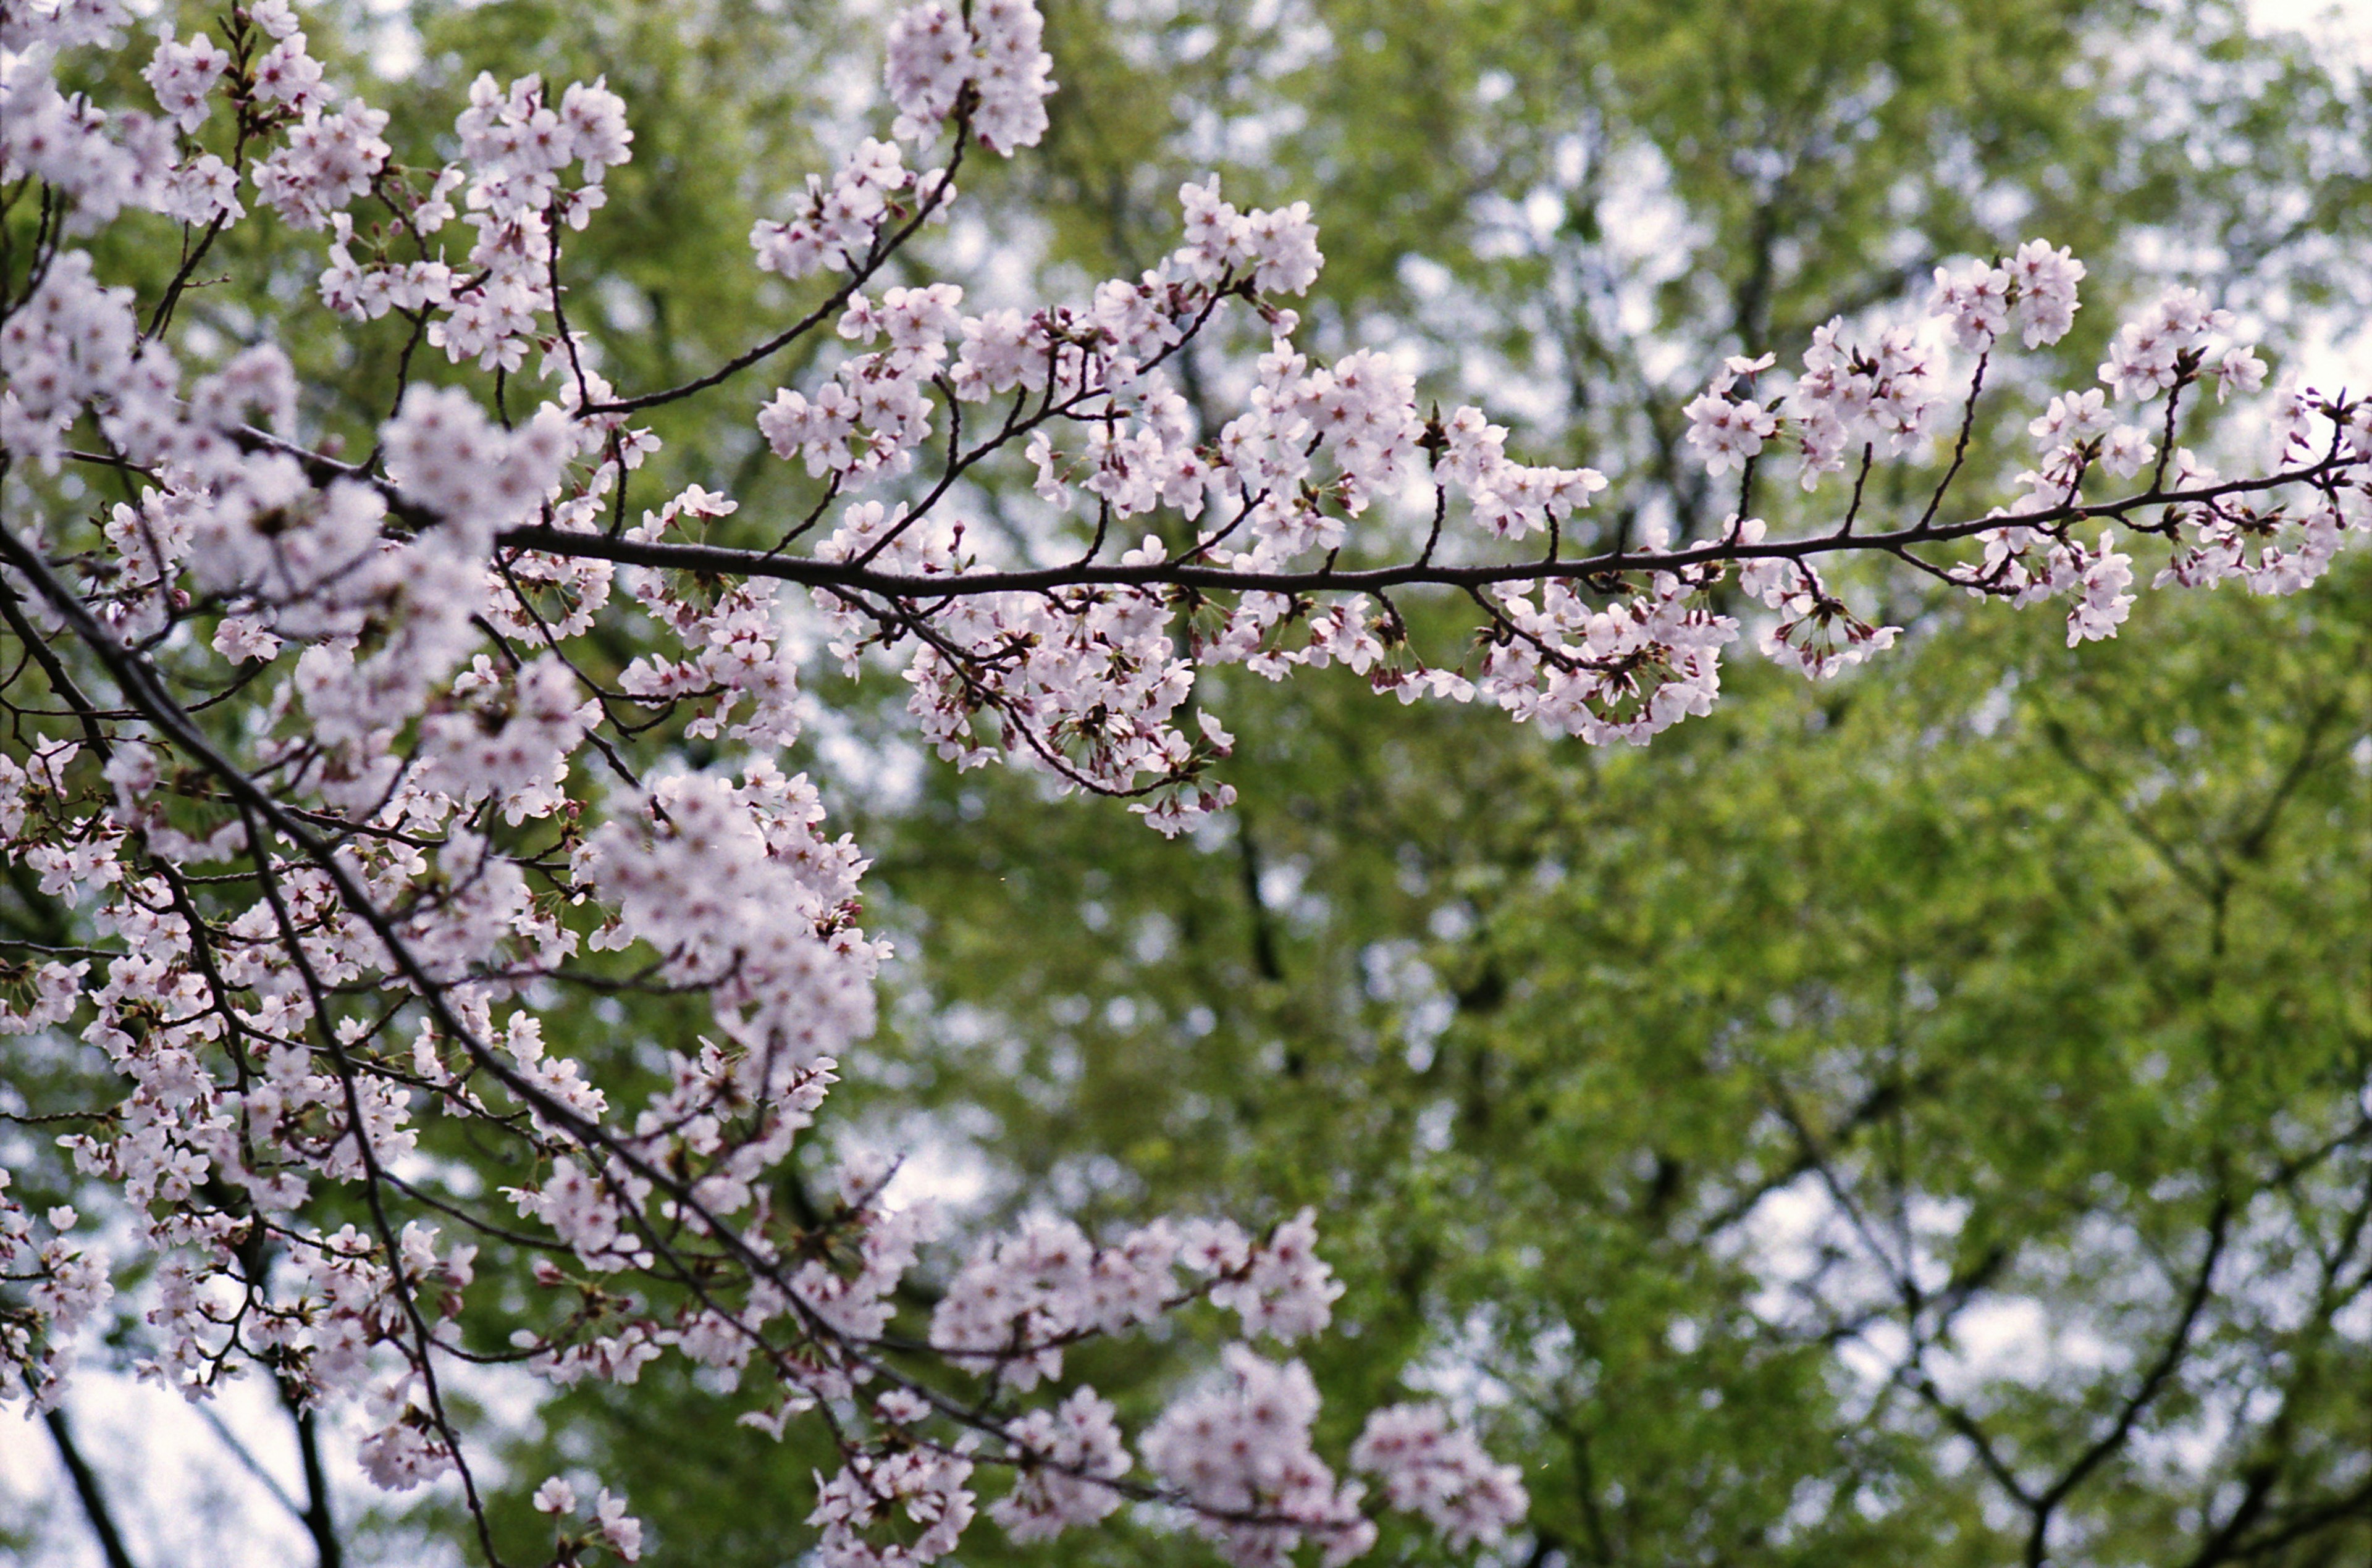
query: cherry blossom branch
2 7 2364 1567
497 453 2357 599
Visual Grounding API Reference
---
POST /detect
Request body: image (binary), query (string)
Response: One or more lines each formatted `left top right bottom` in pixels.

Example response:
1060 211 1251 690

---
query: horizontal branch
495 457 2350 601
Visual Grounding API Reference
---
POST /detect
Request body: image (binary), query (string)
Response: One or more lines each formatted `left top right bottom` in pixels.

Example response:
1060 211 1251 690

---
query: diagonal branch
43 1406 141 1568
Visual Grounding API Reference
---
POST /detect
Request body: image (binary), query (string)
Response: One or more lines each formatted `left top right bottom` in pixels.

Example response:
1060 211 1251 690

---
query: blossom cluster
884 0 1057 153
927 1207 1344 1389
1 2 2366 1567
1143 1349 1375 1565
1676 249 2365 661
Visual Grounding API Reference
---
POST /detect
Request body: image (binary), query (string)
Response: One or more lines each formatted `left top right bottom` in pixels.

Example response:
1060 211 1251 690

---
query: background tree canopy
7 1 2368 1566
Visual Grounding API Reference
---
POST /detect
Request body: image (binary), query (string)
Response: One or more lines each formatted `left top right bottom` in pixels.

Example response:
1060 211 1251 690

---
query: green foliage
851 558 2370 1567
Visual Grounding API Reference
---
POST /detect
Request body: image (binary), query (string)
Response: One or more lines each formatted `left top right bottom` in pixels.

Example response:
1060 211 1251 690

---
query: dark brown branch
287 1391 343 1568
495 456 2357 602
43 1407 141 1568
2025 1194 2234 1567
581 133 970 417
